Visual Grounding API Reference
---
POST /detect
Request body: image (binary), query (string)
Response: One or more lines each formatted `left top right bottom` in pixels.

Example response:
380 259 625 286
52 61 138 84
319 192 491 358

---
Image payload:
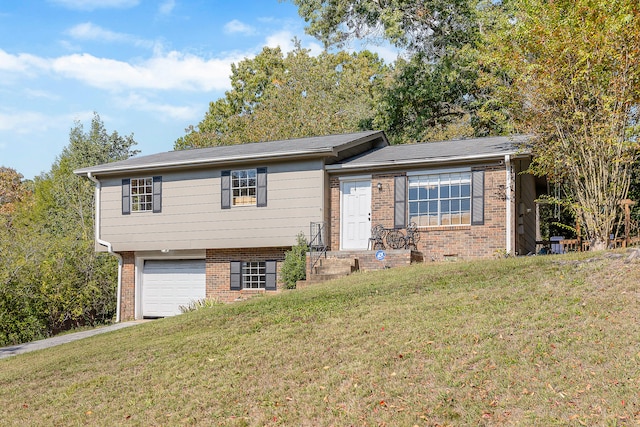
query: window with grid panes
131 177 153 212
242 261 266 289
408 172 471 226
231 169 257 206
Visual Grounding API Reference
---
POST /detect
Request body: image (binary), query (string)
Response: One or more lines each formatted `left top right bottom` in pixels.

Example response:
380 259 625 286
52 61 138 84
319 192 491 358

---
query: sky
0 0 399 180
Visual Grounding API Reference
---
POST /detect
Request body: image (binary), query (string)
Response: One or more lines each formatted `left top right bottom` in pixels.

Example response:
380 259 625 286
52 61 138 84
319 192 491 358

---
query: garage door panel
142 259 205 317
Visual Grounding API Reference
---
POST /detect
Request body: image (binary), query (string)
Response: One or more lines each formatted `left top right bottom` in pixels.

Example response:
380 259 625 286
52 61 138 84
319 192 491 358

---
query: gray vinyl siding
98 160 325 252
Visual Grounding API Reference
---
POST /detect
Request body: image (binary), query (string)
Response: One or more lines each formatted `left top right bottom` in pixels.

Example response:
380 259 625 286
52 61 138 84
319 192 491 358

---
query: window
241 261 266 289
230 260 277 291
122 176 162 215
232 169 257 206
221 168 267 209
408 172 471 226
131 177 153 212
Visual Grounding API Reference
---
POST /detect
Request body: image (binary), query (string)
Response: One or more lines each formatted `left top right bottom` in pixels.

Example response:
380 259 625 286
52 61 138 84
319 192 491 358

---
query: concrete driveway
0 320 148 360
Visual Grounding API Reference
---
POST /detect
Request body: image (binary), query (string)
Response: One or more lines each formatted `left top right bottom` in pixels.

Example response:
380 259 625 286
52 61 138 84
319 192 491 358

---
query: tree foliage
504 0 640 249
290 0 480 56
289 0 515 143
0 167 29 216
175 46 388 149
0 113 138 345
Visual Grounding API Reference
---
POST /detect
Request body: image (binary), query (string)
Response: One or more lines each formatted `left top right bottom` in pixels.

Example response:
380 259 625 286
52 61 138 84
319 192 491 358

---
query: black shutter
265 260 277 290
256 167 267 207
471 170 485 225
394 175 406 229
122 178 130 215
221 170 231 209
152 176 162 213
230 261 242 290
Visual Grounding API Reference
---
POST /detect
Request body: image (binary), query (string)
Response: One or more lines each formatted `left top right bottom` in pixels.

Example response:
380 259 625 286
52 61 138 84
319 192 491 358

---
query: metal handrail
309 222 327 270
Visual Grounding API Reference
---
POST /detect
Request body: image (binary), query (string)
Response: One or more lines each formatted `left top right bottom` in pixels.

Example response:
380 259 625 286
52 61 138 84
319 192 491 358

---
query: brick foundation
117 247 289 320
206 247 288 303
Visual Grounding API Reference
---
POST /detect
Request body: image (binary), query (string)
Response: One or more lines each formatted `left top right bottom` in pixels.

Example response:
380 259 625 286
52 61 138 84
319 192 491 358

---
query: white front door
341 179 372 250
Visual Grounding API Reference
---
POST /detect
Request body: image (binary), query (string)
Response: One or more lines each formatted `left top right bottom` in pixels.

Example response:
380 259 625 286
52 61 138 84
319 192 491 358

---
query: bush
280 232 309 289
179 298 223 313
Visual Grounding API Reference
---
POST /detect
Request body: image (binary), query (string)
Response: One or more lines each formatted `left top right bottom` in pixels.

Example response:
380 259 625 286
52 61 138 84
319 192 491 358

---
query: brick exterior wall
330 164 514 261
206 247 288 303
117 247 289 320
120 251 135 321
329 176 340 251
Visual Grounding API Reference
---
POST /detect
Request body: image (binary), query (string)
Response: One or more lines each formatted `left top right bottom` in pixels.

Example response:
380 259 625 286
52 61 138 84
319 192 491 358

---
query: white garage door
142 259 206 317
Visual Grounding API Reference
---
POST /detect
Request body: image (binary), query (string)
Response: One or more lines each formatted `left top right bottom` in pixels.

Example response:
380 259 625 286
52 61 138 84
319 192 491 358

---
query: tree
0 113 138 345
505 0 640 249
374 52 477 144
289 0 515 142
289 0 480 56
0 167 29 216
175 46 388 149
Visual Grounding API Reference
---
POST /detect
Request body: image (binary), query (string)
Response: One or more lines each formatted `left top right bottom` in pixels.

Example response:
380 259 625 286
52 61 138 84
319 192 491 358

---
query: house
74 131 540 321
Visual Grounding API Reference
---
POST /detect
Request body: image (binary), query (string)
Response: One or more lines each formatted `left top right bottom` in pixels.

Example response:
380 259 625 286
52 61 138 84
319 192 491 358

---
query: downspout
87 172 123 323
505 155 513 255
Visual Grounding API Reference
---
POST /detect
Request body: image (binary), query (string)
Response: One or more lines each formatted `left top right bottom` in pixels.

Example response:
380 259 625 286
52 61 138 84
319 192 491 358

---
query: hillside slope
1 252 639 426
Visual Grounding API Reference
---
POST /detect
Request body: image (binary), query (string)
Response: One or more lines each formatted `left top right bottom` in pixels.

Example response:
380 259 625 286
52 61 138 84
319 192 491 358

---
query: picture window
408 172 471 226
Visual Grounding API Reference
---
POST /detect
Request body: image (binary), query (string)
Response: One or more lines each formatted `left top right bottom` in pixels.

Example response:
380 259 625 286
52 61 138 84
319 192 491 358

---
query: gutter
87 172 123 323
505 155 513 255
325 151 529 172
75 148 339 177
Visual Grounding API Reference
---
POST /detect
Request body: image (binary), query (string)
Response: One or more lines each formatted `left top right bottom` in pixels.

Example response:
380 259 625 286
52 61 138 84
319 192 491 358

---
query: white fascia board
325 151 529 172
75 148 335 177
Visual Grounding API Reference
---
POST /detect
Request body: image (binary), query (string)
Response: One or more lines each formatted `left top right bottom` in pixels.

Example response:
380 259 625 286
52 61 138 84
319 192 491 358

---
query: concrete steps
298 257 359 288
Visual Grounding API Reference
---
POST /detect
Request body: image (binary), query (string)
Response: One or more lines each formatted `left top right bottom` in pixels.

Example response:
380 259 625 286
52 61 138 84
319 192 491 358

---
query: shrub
179 298 223 313
280 232 309 289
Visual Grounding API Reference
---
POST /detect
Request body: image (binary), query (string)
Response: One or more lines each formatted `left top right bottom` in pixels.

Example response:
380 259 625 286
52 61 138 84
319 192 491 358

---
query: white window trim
241 261 266 289
406 166 470 177
130 177 153 213
408 170 472 228
231 169 257 207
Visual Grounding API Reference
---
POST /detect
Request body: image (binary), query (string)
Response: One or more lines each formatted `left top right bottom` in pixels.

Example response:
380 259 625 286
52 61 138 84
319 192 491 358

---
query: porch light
161 249 170 253
377 182 383 191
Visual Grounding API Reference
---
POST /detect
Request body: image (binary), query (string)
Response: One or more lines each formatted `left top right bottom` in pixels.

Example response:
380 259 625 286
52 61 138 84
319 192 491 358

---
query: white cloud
24 89 60 101
50 51 241 92
0 48 242 92
65 23 155 49
224 20 257 36
67 22 129 42
0 111 56 133
48 0 139 10
119 93 200 121
0 50 47 74
158 0 176 15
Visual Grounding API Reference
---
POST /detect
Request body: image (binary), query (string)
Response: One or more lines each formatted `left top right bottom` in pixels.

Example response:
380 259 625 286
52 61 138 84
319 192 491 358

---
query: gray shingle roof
74 131 387 176
327 135 531 171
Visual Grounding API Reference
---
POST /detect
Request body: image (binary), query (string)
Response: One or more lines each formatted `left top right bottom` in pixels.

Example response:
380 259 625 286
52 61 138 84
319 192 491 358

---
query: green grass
1 252 640 426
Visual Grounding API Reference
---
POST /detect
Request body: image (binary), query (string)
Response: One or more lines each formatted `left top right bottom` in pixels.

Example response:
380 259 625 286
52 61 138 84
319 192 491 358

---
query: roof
326 135 531 172
74 131 388 177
